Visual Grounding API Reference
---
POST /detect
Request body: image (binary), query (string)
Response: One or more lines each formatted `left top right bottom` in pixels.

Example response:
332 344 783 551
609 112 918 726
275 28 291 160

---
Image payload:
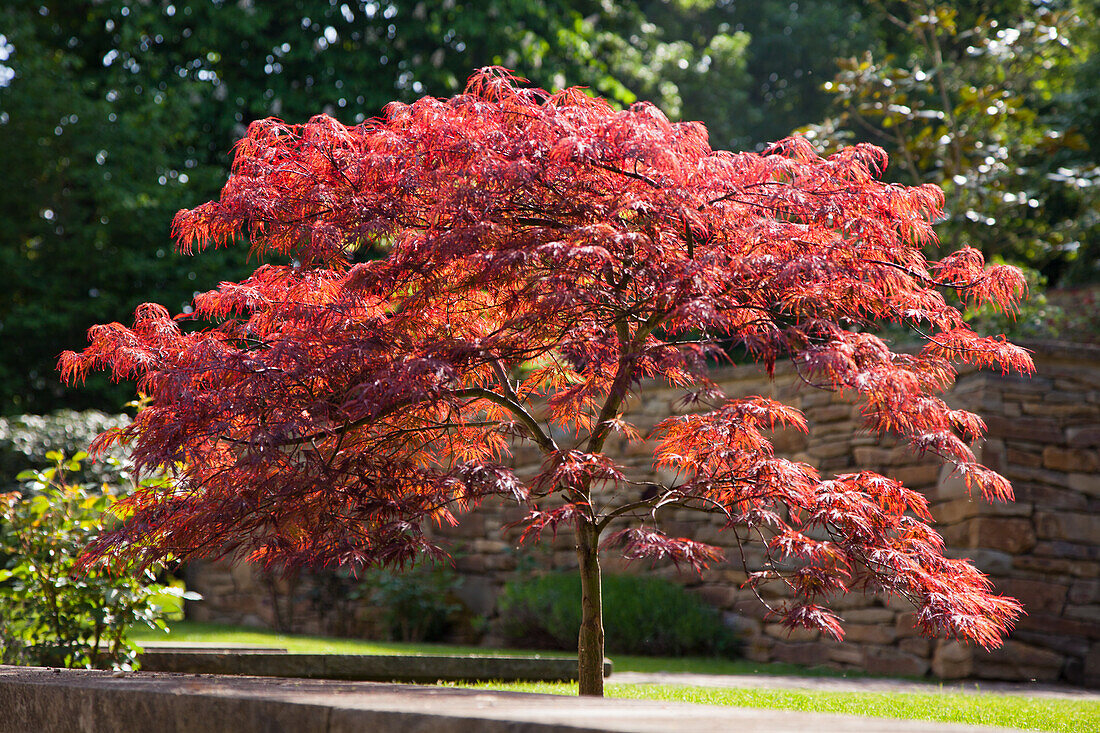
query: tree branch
458 387 558 453
219 384 556 453
592 161 661 189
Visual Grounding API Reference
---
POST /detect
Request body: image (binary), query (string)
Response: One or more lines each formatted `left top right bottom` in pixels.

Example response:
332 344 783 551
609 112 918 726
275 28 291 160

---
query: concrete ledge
137 648 611 682
0 666 1025 733
132 642 608 682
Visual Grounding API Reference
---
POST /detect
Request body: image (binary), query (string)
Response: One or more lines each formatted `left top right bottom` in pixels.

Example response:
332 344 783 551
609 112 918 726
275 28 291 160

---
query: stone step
137 648 610 683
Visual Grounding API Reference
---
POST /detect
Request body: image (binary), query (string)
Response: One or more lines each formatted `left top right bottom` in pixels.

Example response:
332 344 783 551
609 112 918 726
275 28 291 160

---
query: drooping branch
458 387 558 453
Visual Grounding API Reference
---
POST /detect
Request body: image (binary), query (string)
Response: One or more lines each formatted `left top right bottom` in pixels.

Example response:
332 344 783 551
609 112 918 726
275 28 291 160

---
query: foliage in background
959 261 1063 342
249 559 472 641
498 572 739 657
1042 286 1100 343
634 0 879 151
0 452 195 669
0 410 130 487
0 0 754 415
803 0 1100 289
355 562 468 643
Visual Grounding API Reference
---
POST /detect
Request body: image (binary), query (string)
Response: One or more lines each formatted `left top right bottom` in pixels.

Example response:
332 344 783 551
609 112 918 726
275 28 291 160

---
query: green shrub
354 562 467 642
0 451 196 669
497 572 739 657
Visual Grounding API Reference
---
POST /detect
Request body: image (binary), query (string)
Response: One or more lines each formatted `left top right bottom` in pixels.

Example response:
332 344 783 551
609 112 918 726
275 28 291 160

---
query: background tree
802 0 1100 286
0 0 752 415
63 70 1030 695
638 0 878 151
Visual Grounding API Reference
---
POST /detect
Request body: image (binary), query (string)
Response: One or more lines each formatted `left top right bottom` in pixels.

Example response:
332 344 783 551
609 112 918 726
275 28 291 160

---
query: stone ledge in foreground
135 644 609 682
0 665 1027 733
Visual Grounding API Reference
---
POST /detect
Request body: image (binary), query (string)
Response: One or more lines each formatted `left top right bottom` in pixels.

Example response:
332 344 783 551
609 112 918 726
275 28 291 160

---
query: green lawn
131 622 1098 732
453 681 1098 733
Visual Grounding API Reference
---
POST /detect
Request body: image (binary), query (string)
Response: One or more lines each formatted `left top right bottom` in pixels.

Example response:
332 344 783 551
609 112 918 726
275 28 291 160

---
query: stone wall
184 341 1100 687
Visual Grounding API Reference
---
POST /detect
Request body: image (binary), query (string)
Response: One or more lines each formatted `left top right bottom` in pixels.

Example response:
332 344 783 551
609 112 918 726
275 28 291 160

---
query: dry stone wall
184 341 1100 687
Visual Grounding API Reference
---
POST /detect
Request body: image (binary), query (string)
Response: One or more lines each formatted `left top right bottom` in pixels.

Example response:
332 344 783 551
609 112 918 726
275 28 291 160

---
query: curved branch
596 486 668 531
219 385 556 453
593 161 661 189
459 387 558 453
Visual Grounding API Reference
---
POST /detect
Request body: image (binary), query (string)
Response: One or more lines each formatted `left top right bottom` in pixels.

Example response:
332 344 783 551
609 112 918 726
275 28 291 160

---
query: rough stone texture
184 341 1100 688
932 641 974 680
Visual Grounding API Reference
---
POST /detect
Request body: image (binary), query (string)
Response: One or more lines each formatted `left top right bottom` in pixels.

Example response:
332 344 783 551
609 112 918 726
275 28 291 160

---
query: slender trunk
575 516 605 697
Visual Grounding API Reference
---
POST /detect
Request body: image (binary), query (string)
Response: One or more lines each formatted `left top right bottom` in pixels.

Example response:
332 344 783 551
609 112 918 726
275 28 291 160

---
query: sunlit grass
131 621 570 657
448 681 1098 733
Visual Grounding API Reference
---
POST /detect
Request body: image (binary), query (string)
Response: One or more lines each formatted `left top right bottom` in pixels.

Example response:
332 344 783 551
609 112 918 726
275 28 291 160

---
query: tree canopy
64 70 1031 695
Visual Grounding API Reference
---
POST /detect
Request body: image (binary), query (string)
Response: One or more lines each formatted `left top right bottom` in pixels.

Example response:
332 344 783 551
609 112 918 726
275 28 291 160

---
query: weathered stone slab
1042 447 1100 473
1067 426 1100 448
137 649 611 683
862 646 929 678
1036 512 1100 545
931 640 973 679
994 578 1069 616
940 517 1036 554
984 416 1064 444
842 624 898 646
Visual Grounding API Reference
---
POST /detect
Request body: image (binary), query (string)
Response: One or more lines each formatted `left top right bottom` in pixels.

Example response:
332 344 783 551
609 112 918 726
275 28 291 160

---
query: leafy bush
355 562 467 642
0 410 130 488
497 572 739 657
0 452 195 669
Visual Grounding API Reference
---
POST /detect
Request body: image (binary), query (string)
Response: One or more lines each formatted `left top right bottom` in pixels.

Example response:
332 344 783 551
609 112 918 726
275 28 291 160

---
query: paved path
611 670 1100 700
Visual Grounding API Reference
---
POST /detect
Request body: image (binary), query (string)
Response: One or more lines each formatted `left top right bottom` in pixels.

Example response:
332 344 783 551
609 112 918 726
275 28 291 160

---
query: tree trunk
575 516 605 697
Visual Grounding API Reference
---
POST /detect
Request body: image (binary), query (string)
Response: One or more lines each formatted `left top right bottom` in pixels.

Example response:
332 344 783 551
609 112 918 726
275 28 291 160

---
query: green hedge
497 571 739 657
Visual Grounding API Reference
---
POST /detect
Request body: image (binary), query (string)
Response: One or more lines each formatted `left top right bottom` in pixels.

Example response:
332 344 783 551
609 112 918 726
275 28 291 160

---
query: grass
131 621 1099 732
130 621 572 658
450 681 1099 733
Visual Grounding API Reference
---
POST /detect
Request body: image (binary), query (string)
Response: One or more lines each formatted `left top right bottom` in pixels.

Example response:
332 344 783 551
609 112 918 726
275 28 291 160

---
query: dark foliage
498 572 739 657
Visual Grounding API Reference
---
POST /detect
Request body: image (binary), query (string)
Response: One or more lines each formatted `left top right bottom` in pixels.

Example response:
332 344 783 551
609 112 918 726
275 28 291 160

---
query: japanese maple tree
62 69 1032 696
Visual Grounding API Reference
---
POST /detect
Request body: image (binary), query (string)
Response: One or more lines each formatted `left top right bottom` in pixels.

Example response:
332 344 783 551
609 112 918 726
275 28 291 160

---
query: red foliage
62 68 1031 648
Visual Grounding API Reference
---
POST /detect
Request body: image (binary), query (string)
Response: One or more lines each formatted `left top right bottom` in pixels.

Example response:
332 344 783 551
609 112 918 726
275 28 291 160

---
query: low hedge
497 571 739 657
